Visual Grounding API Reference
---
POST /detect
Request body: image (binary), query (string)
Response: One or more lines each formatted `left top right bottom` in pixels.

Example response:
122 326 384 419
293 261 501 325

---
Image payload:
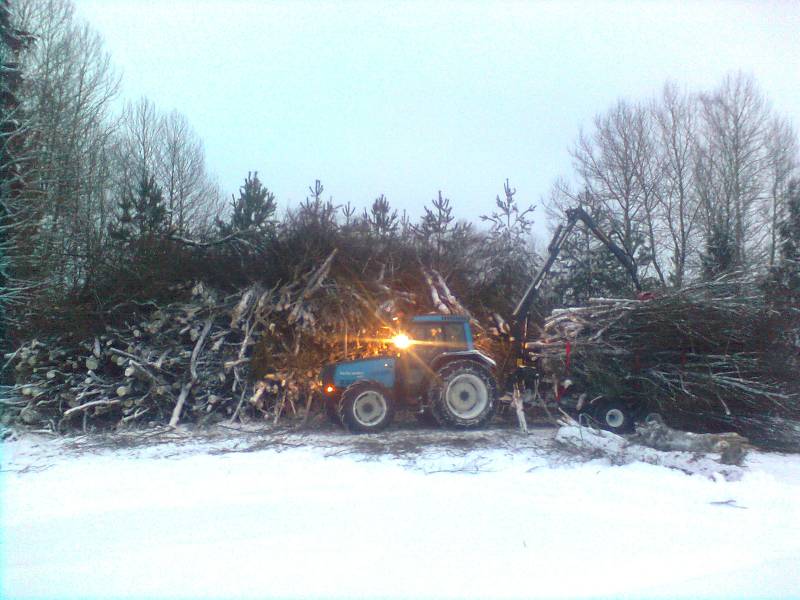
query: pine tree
478 180 539 312
218 171 276 235
417 191 454 267
293 180 337 232
364 194 398 238
340 201 357 227
481 179 536 245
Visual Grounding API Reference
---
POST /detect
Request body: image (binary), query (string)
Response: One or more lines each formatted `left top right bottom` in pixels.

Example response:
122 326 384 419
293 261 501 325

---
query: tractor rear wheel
429 360 497 429
339 381 395 433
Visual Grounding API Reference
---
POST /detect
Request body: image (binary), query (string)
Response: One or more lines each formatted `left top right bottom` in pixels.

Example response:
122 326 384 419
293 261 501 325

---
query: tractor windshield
407 322 468 353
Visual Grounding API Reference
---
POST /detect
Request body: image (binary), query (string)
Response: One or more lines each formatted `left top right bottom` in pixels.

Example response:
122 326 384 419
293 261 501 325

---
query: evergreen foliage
415 191 460 270
217 171 276 236
111 174 168 241
478 180 539 313
547 200 633 305
364 194 398 238
779 179 800 267
769 178 800 291
701 224 737 280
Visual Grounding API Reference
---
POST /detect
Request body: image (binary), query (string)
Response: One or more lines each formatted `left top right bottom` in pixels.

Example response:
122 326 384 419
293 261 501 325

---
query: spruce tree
701 223 737 280
111 174 168 242
774 178 800 289
547 202 633 306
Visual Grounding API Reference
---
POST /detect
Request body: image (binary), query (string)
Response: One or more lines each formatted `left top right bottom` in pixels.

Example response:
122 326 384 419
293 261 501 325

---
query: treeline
3 0 222 332
2 0 799 357
548 76 799 304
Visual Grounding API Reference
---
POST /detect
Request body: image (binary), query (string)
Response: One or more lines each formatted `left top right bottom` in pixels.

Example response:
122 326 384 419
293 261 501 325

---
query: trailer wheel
429 360 497 429
593 400 635 434
339 381 395 433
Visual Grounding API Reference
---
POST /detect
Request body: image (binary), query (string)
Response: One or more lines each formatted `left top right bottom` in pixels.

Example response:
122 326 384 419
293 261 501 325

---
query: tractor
320 207 647 433
320 315 498 432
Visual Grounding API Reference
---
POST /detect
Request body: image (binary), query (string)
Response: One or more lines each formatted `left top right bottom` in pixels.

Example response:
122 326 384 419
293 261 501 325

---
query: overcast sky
74 0 799 239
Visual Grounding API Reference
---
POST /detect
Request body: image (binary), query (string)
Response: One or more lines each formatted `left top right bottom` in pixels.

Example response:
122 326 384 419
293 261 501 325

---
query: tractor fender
430 350 496 373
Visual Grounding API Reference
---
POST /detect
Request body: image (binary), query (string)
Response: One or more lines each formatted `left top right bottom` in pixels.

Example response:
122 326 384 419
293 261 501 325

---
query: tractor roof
410 314 469 323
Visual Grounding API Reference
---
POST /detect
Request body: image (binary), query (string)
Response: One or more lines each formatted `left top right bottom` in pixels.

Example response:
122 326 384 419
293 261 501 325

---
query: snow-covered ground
2 426 800 599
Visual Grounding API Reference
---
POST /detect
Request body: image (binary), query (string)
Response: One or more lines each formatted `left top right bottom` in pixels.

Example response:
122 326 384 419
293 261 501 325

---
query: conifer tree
1 0 32 352
772 178 800 290
364 194 398 238
218 171 276 235
111 174 168 241
546 198 633 305
417 191 454 266
701 224 737 280
478 180 539 312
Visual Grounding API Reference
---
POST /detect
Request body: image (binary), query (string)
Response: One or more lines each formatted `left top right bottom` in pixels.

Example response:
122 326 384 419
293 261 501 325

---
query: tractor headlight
391 333 412 350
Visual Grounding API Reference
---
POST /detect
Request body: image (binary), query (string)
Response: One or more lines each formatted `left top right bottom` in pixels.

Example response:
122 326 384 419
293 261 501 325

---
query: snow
2 427 800 599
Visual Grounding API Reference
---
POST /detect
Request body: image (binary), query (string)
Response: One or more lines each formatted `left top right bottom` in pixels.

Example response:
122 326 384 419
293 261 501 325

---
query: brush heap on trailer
527 273 800 450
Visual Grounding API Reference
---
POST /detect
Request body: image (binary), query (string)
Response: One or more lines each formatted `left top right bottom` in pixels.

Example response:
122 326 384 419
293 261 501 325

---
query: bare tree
566 75 797 285
14 0 120 294
697 73 771 268
116 97 162 196
114 99 222 240
651 82 702 286
570 100 651 283
158 110 219 235
630 102 668 287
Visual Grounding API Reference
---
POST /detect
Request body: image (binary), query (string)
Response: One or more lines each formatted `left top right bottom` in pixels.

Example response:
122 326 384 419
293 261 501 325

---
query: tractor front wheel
429 360 497 429
339 381 395 433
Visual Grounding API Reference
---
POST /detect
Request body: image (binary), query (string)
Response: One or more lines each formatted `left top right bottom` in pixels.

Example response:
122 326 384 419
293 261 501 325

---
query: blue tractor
320 315 498 432
321 207 645 433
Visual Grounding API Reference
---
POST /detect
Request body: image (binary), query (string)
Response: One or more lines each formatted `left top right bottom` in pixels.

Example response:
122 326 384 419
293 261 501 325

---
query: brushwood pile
529 274 800 450
1 251 479 432
2 263 799 452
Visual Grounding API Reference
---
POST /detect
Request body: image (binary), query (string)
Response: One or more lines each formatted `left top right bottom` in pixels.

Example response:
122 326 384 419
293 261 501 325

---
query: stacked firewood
1 250 482 432
528 274 800 449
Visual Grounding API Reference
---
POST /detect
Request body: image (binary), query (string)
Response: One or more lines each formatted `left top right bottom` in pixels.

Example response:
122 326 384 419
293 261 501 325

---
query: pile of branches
529 274 800 450
1 250 478 432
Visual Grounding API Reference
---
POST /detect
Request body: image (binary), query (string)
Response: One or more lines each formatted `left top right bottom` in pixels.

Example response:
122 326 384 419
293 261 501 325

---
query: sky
73 0 800 240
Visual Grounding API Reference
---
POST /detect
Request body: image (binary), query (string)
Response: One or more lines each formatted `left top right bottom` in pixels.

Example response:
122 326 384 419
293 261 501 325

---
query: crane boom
510 207 641 340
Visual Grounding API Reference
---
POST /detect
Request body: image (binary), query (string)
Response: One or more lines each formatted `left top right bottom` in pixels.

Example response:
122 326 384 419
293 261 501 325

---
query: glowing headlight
392 334 412 350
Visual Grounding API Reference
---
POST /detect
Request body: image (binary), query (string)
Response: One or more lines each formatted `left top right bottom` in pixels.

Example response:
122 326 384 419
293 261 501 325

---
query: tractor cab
397 315 474 396
320 314 497 432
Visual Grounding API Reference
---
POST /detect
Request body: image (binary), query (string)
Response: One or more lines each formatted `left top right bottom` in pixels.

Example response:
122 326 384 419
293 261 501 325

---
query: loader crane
510 206 641 348
320 206 644 433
